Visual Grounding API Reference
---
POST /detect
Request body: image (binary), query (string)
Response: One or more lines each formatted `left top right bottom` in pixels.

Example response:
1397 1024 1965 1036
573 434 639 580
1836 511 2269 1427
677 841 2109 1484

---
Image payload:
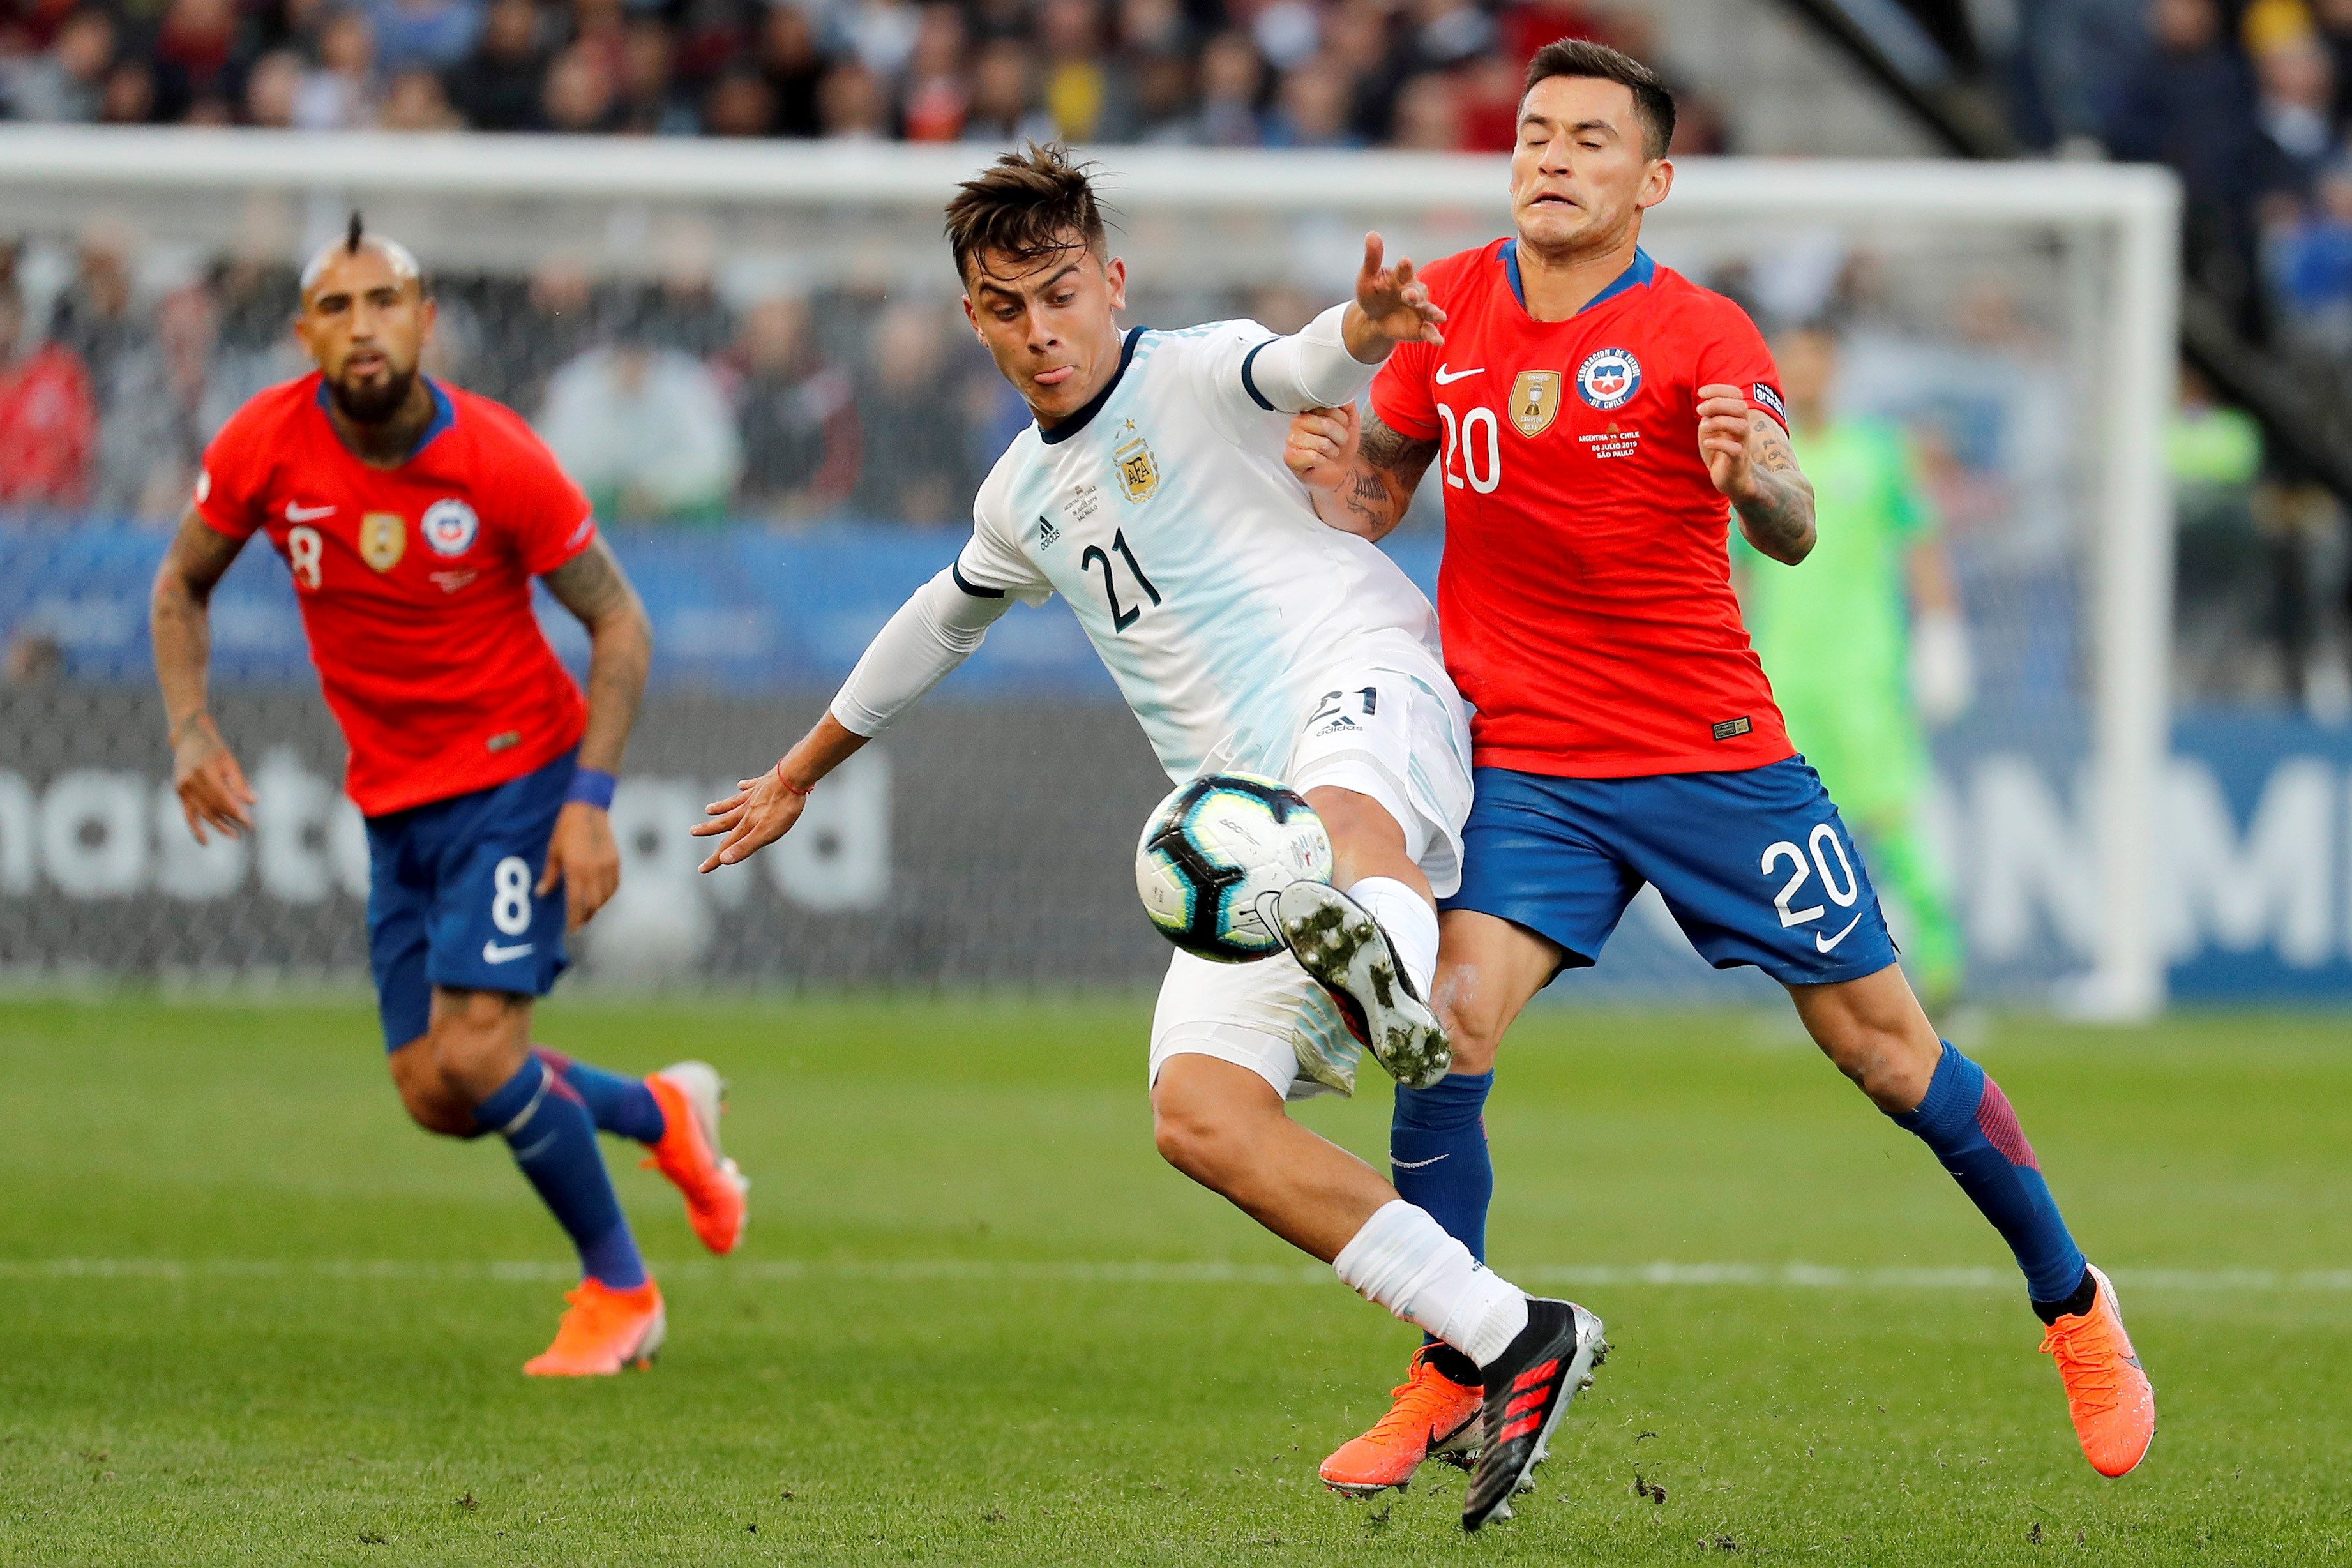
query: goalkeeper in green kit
1740 323 1969 1007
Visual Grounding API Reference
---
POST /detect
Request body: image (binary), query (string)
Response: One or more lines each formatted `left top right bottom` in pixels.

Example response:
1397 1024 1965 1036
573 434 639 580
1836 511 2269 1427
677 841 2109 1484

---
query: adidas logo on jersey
1037 516 1061 548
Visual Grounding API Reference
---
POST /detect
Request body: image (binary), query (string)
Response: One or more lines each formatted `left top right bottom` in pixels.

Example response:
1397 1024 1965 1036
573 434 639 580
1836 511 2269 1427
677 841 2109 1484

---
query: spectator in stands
443 0 547 130
1389 68 1461 151
3 6 116 121
1182 31 1264 144
100 56 158 123
2254 32 2339 190
757 3 825 136
702 63 775 136
963 35 1050 144
47 227 138 410
295 8 379 128
617 16 693 133
245 47 303 124
852 300 971 524
2104 0 2269 307
151 0 248 123
2266 161 2352 347
94 284 225 520
0 282 99 511
539 39 618 132
538 319 743 520
817 57 889 138
728 293 859 522
1266 53 1360 148
897 3 969 140
1039 0 1129 141
381 65 461 127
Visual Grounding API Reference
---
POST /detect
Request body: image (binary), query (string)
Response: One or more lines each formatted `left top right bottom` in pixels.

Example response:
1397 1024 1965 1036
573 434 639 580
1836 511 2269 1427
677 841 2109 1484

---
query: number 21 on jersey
1080 527 1160 632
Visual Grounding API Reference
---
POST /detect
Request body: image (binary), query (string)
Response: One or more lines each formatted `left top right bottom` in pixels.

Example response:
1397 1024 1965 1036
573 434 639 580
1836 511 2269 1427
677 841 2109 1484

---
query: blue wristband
566 767 617 810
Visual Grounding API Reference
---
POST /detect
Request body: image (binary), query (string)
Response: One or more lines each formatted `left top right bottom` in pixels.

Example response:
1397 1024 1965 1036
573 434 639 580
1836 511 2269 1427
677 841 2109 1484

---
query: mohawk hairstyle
1523 38 1676 160
944 144 1109 286
299 211 428 296
347 209 365 252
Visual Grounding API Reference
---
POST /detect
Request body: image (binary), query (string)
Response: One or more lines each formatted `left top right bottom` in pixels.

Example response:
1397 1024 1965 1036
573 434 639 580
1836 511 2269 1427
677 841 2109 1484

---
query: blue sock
1392 1070 1495 1261
475 1059 647 1290
532 1046 666 1145
1892 1041 2087 1309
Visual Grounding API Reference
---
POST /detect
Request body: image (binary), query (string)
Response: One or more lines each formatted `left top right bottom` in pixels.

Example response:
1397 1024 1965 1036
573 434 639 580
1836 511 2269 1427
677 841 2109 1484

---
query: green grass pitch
1 995 2346 1564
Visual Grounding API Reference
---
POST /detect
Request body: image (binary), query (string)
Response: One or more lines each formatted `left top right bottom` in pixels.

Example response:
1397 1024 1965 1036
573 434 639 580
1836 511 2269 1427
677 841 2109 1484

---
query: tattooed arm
541 534 653 774
152 508 257 842
536 534 652 927
1283 404 1441 543
1697 387 1815 565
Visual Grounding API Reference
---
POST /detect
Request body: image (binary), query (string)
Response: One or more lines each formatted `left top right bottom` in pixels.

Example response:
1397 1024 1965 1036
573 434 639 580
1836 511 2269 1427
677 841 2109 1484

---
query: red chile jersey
195 373 596 817
1370 241 1797 778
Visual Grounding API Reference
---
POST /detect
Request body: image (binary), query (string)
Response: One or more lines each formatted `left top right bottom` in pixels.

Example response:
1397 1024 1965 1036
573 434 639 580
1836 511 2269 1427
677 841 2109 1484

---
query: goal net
0 130 2177 1014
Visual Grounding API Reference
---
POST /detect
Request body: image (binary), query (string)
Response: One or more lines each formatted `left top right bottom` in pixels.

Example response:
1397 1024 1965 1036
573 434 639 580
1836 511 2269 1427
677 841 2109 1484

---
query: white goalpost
0 128 2180 1016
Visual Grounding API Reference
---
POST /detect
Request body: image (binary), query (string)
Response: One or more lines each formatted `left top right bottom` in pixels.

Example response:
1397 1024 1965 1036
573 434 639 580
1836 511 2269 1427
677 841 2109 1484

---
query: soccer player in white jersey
694 145 1601 1530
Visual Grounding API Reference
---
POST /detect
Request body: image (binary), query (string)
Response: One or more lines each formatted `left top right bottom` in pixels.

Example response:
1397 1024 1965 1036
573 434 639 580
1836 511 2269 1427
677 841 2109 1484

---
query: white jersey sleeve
953 464 1057 606
827 568 1013 737
1174 308 1382 442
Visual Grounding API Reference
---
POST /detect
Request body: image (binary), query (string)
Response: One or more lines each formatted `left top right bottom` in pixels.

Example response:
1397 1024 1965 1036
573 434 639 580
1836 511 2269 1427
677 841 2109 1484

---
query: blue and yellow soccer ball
1135 773 1334 962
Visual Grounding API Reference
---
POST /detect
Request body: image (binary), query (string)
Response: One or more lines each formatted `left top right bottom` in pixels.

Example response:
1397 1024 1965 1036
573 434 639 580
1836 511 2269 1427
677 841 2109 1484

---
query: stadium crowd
0 0 1728 151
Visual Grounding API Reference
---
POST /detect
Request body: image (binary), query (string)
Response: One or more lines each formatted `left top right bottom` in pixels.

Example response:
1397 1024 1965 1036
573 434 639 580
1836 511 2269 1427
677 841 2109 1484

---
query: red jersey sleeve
1692 296 1788 433
1369 335 1440 441
483 406 598 575
193 396 278 539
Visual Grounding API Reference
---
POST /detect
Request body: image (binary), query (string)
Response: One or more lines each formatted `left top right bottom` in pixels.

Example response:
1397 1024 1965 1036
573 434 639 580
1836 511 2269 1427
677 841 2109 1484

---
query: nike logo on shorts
1434 365 1484 384
284 502 337 522
483 940 535 963
1815 914 1863 954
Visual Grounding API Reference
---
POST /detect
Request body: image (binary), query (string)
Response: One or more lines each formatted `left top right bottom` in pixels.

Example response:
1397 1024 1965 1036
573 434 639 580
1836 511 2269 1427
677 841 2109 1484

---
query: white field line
2 1257 2348 1293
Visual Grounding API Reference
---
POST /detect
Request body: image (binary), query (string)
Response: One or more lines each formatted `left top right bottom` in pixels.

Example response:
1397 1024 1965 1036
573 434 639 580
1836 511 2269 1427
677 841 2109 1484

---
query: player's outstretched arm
1285 405 1438 543
539 536 653 928
151 508 256 843
1700 388 1816 564
693 714 868 873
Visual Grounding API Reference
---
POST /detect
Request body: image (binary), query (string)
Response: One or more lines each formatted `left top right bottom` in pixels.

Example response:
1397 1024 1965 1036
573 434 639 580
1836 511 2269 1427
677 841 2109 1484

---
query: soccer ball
1135 773 1333 961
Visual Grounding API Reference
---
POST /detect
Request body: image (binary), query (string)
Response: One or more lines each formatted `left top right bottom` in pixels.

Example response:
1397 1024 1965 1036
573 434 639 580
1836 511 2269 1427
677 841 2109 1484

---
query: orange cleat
523 1278 666 1376
1318 1345 1484 1498
644 1061 748 1255
2040 1263 2155 1477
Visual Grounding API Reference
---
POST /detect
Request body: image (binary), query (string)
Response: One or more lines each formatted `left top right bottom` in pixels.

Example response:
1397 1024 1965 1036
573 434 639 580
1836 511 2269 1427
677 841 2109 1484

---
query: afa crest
1114 428 1161 503
359 511 407 573
1509 370 1562 437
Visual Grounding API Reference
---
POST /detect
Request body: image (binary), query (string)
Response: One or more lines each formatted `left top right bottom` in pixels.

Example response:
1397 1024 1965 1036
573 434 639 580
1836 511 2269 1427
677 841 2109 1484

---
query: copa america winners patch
1575 347 1642 411
421 498 480 557
1751 382 1788 423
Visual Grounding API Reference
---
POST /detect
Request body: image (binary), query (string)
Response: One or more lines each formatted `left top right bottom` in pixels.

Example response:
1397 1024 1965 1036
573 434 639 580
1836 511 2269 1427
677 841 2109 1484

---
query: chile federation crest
1575 347 1642 411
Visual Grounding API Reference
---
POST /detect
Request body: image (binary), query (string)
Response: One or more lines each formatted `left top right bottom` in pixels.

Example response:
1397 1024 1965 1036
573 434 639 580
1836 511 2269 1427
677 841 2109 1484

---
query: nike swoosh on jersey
1433 366 1484 384
482 940 535 963
284 502 337 522
1815 914 1863 954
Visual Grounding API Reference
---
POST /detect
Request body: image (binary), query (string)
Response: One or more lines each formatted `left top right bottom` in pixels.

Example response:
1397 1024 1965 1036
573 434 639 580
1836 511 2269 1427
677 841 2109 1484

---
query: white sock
1347 875 1438 999
1333 1199 1530 1368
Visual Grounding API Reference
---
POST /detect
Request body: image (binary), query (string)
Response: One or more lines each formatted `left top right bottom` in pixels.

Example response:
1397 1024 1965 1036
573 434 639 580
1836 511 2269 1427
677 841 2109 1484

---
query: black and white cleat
1274 880 1450 1090
1461 1299 1608 1532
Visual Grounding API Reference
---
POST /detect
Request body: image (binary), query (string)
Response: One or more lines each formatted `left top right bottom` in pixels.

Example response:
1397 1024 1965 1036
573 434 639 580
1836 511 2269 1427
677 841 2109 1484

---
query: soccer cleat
1319 1345 1486 1498
644 1061 749 1255
522 1278 666 1376
1462 1299 1608 1532
2040 1263 2155 1477
1274 881 1451 1090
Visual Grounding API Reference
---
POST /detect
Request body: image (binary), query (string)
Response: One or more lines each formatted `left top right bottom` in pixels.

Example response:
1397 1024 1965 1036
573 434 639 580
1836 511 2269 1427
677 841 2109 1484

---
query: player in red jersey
150 220 746 1376
1286 42 2152 1493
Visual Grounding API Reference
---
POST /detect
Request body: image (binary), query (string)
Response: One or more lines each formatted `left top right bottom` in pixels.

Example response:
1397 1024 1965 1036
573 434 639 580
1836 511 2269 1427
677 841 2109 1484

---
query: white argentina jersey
955 322 1442 783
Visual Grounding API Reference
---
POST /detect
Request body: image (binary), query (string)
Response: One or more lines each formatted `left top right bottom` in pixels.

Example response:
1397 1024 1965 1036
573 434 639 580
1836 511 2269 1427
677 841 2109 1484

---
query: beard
326 361 417 424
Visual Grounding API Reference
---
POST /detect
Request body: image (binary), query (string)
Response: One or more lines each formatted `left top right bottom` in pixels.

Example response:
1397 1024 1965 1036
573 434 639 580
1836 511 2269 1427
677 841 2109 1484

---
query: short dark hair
944 143 1108 287
1523 39 1675 160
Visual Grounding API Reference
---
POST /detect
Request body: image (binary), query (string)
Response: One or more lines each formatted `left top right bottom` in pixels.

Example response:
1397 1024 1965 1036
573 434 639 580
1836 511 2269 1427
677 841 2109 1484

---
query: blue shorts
1442 757 1899 988
365 750 575 1052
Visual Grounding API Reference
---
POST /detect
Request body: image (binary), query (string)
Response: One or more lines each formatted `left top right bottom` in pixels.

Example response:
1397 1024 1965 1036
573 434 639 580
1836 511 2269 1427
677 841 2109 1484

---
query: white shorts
1149 636 1475 1103
1285 638 1475 900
